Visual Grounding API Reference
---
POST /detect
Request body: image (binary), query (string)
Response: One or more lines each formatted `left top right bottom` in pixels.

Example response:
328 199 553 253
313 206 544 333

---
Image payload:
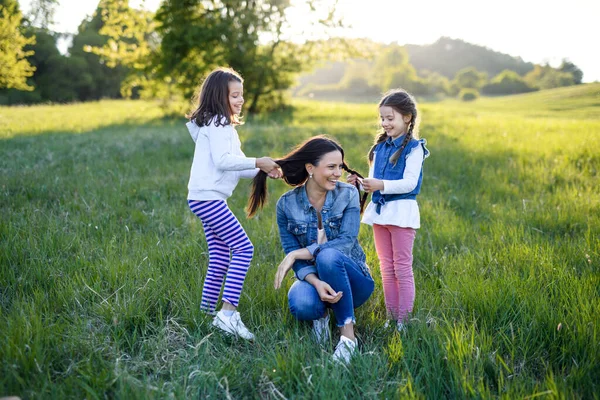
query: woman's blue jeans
287 248 374 327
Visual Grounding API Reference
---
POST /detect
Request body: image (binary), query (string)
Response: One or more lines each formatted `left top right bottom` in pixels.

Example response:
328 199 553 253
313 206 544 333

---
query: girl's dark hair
186 67 243 127
247 135 367 217
368 88 419 165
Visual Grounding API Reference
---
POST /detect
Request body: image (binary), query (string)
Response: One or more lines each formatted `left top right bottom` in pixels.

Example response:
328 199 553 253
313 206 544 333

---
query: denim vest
276 182 370 280
371 135 429 214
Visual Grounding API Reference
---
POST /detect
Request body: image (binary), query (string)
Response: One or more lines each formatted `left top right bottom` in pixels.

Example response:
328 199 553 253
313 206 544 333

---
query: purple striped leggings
188 200 254 313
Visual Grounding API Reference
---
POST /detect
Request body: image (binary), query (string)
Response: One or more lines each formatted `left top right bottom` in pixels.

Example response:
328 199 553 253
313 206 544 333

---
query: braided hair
247 136 368 217
368 89 419 165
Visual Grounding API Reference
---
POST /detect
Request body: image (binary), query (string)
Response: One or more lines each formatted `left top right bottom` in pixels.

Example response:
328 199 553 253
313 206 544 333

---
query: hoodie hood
186 121 200 143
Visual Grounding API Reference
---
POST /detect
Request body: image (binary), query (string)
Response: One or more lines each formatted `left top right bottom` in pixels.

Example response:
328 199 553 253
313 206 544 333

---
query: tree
25 0 58 30
458 88 478 101
481 70 535 95
153 0 343 113
71 4 129 100
420 70 450 95
86 0 165 100
559 59 583 84
368 44 431 95
524 64 575 90
453 67 487 90
0 0 36 91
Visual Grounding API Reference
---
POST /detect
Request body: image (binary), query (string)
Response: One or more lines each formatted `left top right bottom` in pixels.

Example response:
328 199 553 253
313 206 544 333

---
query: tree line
1 0 344 111
0 0 586 109
295 38 584 101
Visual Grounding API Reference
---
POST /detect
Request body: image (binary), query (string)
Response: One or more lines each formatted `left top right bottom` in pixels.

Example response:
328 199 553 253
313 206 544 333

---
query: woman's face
306 150 344 192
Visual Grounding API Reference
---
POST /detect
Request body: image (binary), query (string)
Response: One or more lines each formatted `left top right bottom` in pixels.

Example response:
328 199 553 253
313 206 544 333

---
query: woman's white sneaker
313 314 330 345
332 335 357 364
212 310 255 340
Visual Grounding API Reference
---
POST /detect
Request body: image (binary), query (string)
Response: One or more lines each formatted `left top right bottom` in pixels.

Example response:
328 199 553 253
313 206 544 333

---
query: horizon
17 0 599 83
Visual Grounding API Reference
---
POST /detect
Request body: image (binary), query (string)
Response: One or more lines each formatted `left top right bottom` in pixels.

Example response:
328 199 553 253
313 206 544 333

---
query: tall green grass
1 85 599 398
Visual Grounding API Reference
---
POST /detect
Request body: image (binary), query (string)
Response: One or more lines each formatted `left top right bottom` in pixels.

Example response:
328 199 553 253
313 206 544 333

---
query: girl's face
380 105 411 139
228 80 244 115
306 150 344 193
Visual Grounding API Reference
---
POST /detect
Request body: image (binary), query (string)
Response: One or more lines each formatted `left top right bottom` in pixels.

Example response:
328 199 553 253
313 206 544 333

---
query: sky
18 0 599 82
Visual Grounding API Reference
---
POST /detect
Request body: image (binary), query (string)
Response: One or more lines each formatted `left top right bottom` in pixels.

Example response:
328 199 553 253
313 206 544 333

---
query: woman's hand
314 280 343 304
361 178 384 193
274 253 295 289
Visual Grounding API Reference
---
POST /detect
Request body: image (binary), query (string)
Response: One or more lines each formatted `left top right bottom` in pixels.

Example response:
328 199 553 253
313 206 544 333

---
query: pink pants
373 224 416 322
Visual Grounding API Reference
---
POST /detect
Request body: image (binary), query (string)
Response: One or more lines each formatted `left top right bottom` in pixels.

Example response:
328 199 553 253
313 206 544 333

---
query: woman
248 136 374 363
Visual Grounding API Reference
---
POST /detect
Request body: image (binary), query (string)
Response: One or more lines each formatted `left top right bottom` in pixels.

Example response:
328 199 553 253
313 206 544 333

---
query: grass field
1 84 599 399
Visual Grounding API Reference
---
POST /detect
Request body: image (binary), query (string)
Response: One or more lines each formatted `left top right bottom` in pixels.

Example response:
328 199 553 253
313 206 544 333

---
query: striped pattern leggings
188 200 254 313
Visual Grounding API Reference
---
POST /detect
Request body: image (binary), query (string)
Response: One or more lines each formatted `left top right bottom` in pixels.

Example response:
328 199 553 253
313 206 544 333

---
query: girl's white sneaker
212 310 255 340
396 321 407 332
313 314 330 345
384 319 407 333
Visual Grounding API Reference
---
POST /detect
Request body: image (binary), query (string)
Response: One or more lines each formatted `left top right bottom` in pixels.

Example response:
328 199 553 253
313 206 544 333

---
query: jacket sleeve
276 197 317 280
207 124 256 171
306 188 360 257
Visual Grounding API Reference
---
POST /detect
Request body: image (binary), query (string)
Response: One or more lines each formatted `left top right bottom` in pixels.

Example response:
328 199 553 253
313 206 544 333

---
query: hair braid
342 163 369 214
368 132 388 163
389 118 414 165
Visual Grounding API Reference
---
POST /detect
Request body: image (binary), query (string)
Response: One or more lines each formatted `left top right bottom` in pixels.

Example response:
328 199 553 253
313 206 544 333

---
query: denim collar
386 134 407 148
299 184 334 212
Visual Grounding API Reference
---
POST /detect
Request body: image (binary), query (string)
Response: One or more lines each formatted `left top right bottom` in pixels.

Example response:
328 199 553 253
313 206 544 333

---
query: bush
482 70 536 95
459 88 479 101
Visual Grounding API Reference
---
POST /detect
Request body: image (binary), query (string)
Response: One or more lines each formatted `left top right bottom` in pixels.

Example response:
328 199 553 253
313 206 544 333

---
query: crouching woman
247 136 374 364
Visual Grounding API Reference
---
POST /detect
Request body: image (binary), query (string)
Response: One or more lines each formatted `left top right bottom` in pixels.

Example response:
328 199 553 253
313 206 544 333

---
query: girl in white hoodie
186 67 280 340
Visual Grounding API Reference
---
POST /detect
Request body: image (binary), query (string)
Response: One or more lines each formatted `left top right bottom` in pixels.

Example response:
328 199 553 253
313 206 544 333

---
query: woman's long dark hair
368 88 419 165
186 67 243 127
246 136 367 217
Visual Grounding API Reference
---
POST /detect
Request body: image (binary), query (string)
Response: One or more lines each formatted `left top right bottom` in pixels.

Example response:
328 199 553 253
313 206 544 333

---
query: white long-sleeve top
187 119 259 201
361 144 424 229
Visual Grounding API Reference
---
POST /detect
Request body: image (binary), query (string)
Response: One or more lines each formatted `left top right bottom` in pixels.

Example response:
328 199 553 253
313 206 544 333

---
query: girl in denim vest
248 136 375 364
186 67 281 340
348 89 430 332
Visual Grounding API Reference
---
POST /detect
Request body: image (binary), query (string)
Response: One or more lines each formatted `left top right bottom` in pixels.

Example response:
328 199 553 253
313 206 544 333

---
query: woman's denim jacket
276 182 370 280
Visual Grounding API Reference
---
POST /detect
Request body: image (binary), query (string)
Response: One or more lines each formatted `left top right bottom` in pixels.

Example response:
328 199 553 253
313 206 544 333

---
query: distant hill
406 37 534 79
470 82 600 119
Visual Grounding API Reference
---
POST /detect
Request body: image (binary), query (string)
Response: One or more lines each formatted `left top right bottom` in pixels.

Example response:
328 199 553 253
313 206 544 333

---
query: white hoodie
187 119 259 201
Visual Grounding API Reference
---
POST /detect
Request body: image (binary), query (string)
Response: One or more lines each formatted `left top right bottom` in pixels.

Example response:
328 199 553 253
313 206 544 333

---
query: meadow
1 84 599 399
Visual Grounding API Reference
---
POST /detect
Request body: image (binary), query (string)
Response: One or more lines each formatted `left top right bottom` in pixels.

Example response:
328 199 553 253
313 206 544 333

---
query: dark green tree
86 0 162 99
559 59 583 84
524 64 575 90
419 70 451 95
71 3 129 100
481 70 535 95
453 67 488 90
154 0 343 113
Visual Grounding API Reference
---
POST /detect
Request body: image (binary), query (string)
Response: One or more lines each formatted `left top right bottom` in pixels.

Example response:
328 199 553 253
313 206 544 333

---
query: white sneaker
384 320 407 333
396 321 407 332
212 310 255 340
332 335 357 364
313 314 330 345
